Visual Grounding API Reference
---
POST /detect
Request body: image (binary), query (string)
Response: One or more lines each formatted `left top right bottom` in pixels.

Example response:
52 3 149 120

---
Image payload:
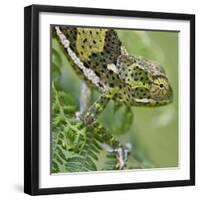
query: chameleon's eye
159 83 164 88
150 77 172 102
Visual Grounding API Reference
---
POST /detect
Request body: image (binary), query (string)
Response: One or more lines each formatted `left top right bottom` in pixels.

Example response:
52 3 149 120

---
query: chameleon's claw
103 143 132 170
115 144 132 170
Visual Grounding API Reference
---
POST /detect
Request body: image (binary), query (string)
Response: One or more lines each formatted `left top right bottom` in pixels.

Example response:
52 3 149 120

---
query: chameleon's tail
87 120 121 148
86 120 132 170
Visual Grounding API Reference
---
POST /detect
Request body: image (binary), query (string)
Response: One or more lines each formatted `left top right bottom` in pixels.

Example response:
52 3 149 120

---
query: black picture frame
24 4 195 195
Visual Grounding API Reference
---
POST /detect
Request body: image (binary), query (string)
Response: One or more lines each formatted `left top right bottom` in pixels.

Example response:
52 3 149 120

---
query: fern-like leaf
51 83 106 173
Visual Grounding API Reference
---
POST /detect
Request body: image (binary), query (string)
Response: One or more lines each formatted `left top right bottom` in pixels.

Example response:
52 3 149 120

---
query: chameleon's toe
103 143 132 170
115 144 132 170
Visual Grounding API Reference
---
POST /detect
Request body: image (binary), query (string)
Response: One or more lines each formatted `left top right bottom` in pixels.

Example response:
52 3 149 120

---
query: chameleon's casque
54 26 173 107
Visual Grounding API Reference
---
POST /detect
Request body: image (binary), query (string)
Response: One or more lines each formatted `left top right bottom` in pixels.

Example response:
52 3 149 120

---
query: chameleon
53 26 173 169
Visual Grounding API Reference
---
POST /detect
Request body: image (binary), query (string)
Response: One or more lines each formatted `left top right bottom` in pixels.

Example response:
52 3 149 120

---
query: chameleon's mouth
134 97 172 107
133 85 173 107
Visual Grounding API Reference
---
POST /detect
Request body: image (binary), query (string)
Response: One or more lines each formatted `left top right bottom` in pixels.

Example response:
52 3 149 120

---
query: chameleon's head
117 55 173 106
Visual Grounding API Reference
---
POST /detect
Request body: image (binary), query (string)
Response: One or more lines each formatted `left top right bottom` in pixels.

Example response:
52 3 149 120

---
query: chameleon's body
54 26 173 169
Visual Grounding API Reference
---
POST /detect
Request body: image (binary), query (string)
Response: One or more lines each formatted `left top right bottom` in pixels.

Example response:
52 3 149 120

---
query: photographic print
24 5 195 195
51 26 178 173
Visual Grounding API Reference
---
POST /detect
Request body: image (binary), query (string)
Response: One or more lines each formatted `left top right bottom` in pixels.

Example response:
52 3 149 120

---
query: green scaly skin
54 26 173 168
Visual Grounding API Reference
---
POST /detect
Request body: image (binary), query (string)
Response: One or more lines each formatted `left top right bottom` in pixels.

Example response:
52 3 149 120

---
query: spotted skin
115 55 173 106
57 27 122 91
54 26 173 148
76 28 106 61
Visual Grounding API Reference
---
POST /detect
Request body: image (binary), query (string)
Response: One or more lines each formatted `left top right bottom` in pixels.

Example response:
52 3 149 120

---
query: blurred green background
52 28 178 169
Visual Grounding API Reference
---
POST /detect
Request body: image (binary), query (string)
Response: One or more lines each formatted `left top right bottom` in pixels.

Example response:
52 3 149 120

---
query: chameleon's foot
83 113 95 125
103 143 132 170
115 144 132 170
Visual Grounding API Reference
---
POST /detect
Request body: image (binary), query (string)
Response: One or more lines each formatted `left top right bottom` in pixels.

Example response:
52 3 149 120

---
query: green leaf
51 85 104 173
